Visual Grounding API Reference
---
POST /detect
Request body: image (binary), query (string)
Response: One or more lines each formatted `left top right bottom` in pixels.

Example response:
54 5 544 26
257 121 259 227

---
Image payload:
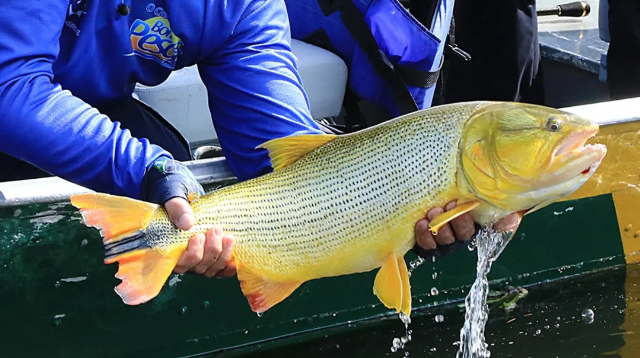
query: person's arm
0 1 219 275
0 0 169 199
196 0 325 182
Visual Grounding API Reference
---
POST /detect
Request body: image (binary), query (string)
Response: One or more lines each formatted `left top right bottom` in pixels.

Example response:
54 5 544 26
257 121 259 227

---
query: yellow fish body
71 101 607 316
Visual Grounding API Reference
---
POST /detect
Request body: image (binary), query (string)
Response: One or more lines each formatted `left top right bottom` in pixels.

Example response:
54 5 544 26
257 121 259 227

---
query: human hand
414 200 523 257
141 157 236 277
166 209 237 278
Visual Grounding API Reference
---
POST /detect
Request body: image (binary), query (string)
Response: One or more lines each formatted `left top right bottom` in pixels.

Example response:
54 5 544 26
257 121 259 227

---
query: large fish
70 101 607 316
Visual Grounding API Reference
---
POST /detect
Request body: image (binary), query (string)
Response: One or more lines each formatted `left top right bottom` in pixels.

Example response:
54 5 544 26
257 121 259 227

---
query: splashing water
408 257 425 277
456 227 514 358
390 312 412 355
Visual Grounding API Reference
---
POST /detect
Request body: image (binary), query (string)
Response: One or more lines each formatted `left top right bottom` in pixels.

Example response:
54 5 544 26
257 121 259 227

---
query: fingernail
224 236 234 248
178 213 193 230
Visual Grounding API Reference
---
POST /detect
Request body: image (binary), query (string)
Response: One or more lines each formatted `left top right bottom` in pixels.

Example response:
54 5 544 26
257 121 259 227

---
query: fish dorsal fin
256 134 337 170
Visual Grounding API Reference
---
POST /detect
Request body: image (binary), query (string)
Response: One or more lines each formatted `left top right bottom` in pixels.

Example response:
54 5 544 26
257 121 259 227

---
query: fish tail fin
237 262 303 314
71 193 182 305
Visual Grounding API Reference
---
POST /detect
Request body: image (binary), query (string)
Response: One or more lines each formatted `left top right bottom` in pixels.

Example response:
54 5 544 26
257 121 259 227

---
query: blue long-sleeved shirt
0 0 323 199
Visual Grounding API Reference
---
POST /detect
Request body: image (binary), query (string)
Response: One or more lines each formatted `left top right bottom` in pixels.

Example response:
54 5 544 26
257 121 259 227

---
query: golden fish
70 101 607 316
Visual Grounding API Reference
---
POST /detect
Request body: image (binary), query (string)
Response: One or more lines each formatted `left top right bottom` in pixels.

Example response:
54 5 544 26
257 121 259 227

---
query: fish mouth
552 126 606 176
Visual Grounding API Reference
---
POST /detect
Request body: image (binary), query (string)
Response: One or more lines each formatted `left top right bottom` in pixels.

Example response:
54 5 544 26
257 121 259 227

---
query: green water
218 264 639 358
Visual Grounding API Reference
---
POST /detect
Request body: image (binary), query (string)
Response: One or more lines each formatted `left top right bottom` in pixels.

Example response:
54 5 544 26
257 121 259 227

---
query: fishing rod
537 1 591 17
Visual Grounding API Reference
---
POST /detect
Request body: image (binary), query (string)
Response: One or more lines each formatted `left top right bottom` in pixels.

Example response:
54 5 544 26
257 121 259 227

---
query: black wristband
140 157 205 205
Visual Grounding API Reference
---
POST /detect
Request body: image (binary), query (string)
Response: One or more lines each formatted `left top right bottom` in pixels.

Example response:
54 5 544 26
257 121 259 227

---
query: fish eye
546 117 561 132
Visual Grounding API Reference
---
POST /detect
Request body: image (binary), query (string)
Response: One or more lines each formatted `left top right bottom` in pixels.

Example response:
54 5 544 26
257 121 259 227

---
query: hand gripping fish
70 101 607 316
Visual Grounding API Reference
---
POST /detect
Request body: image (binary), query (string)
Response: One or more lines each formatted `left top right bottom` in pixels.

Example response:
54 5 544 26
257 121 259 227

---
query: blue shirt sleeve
0 0 170 199
197 0 325 182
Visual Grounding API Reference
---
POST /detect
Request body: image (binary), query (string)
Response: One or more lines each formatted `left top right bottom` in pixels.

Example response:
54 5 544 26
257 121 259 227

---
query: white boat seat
134 39 348 147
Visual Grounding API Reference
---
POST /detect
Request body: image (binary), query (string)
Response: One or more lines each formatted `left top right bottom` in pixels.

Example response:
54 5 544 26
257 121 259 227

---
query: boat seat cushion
134 39 348 146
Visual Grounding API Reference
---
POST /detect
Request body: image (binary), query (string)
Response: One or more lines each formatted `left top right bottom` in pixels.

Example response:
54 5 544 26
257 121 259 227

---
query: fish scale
147 102 489 282
71 100 607 313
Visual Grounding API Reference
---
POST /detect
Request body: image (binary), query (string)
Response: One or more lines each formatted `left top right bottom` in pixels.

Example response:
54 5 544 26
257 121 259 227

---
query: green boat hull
1 99 639 358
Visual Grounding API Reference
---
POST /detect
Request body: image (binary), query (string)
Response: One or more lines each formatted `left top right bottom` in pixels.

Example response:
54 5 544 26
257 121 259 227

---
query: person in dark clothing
438 0 545 105
603 0 640 100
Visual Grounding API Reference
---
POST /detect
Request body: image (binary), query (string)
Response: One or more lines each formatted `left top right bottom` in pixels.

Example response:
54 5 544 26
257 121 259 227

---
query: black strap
396 57 443 89
315 0 442 115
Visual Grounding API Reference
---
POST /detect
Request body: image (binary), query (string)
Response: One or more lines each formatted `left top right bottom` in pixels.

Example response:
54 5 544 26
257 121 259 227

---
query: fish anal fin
112 246 183 305
70 193 159 244
256 134 337 170
397 255 412 315
237 263 302 313
373 253 404 314
429 200 481 235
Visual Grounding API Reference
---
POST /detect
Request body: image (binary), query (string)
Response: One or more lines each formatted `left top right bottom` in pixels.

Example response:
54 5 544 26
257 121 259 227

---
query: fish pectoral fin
111 246 183 305
256 133 337 170
428 200 481 235
237 263 302 314
373 253 412 316
71 193 178 305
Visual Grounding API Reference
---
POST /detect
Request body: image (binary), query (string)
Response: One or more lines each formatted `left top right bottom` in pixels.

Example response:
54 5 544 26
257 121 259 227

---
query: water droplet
430 287 439 296
179 306 187 315
582 308 594 324
201 301 210 309
535 329 541 335
430 347 437 352
54 281 61 288
519 233 526 240
405 352 410 357
408 257 425 276
435 314 444 323
554 324 560 328
80 239 88 247
432 272 438 279
391 346 398 353
257 311 264 317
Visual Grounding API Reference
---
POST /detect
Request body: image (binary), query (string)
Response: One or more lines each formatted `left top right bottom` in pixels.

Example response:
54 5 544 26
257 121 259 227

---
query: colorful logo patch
130 17 184 69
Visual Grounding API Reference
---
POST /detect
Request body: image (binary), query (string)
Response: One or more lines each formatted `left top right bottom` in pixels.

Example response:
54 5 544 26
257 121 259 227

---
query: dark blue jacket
0 0 323 198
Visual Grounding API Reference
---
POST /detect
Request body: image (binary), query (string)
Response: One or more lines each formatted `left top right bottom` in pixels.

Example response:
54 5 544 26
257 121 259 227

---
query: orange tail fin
70 193 183 305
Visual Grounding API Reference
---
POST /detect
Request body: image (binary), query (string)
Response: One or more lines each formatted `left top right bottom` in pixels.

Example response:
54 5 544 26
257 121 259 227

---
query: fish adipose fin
70 193 180 305
257 133 337 170
428 200 480 235
373 253 412 316
237 262 302 314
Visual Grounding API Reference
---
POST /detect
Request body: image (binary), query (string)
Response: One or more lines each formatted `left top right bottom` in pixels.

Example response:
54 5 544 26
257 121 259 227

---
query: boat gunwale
1 97 639 209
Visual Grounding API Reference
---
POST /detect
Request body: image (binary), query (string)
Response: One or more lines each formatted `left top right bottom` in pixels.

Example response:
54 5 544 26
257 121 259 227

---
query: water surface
219 263 638 358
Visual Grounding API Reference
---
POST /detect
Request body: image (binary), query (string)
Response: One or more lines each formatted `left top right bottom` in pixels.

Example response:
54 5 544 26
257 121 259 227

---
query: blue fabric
284 0 454 117
141 157 205 205
0 0 323 199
